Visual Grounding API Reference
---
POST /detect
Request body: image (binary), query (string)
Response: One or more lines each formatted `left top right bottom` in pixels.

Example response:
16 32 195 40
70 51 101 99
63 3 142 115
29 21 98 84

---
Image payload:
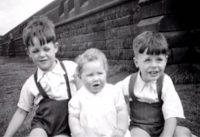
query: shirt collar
36 59 65 82
81 84 107 97
135 72 156 92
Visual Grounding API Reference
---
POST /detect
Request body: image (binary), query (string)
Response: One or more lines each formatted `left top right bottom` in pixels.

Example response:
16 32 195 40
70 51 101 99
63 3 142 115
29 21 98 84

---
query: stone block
108 49 133 60
106 39 123 49
139 0 172 19
137 15 187 32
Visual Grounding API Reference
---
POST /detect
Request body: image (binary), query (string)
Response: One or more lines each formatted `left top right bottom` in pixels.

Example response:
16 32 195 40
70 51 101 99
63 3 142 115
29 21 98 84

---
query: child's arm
159 117 177 137
69 114 84 137
112 103 129 137
117 105 129 136
4 108 28 137
160 75 185 137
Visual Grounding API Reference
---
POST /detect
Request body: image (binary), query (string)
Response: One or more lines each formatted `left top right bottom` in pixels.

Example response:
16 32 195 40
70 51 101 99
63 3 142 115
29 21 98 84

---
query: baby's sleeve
114 86 127 111
68 94 81 117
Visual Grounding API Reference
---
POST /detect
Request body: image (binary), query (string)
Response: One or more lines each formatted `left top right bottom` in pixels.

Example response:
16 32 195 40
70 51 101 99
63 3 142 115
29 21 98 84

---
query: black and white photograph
0 0 199 137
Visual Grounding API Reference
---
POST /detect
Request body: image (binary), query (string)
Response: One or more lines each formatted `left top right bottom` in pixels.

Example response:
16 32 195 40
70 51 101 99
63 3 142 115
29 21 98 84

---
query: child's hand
84 127 101 137
110 128 125 137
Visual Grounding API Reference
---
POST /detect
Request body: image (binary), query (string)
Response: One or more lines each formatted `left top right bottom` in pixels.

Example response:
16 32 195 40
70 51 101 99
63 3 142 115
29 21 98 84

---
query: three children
115 31 192 137
4 15 193 137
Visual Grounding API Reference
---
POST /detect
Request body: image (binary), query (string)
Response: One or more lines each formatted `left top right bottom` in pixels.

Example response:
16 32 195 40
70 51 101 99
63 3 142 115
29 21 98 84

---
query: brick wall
1 0 200 80
0 0 139 72
56 0 140 71
137 0 200 65
136 0 200 84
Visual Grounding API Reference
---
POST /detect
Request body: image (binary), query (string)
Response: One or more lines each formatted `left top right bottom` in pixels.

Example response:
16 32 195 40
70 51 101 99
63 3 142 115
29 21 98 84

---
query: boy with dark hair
116 31 192 137
4 16 77 137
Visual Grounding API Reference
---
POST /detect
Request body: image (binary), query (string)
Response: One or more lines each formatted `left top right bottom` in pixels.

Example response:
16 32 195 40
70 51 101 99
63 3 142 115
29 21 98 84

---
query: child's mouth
149 71 159 76
93 83 100 87
40 59 48 62
150 71 158 74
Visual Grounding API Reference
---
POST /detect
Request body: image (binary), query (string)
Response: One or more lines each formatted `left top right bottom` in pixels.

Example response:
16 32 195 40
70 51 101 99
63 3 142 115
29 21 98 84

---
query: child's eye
43 48 50 52
157 58 164 62
97 72 103 75
86 73 93 77
144 58 151 62
32 49 39 53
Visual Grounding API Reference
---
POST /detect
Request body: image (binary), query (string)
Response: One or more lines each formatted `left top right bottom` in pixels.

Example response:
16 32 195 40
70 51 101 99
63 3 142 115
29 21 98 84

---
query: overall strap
156 74 164 102
128 73 137 99
125 73 137 114
60 61 72 99
128 73 164 102
34 61 72 99
34 71 49 98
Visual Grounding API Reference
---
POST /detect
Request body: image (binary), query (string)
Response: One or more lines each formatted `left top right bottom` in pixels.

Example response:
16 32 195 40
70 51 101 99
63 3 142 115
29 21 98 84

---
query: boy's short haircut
75 48 108 77
23 16 56 48
132 31 168 57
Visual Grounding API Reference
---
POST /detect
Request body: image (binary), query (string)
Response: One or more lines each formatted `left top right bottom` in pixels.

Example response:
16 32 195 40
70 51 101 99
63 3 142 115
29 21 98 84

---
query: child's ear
54 42 59 53
166 55 168 60
26 48 30 57
133 57 139 68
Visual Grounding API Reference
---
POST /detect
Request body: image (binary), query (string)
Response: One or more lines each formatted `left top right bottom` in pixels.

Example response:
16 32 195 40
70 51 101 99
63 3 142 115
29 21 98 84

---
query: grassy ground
0 57 199 137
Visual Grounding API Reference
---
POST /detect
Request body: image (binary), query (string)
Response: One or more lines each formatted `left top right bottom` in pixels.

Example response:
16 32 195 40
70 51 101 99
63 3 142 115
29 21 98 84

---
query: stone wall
1 0 200 83
137 0 200 84
137 0 200 64
56 0 140 71
0 0 140 72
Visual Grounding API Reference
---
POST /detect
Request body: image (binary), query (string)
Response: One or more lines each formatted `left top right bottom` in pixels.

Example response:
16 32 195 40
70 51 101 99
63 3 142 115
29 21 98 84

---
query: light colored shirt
115 73 185 120
69 83 126 137
17 60 77 112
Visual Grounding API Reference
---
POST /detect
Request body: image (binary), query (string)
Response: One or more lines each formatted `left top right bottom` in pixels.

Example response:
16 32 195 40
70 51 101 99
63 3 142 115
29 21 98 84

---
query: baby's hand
85 127 101 137
110 129 124 137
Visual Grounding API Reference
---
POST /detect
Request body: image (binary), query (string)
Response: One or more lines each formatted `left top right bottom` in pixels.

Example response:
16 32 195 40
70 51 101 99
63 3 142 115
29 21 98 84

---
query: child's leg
173 126 192 137
130 127 151 137
29 128 47 137
54 135 70 137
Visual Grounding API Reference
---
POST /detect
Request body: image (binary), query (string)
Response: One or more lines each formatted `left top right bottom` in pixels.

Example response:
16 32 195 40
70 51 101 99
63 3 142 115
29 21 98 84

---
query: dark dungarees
128 73 164 137
31 61 71 136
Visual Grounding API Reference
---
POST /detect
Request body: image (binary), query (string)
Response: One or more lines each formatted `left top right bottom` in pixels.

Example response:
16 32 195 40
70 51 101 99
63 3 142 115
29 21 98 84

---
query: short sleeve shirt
68 83 126 136
115 73 185 120
17 60 77 112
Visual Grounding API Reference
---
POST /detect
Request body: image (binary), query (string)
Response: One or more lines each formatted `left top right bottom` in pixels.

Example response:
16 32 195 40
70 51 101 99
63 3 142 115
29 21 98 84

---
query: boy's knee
174 126 192 137
29 128 47 137
130 127 150 137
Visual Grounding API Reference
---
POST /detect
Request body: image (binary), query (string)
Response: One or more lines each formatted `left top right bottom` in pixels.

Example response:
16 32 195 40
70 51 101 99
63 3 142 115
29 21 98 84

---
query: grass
0 57 199 137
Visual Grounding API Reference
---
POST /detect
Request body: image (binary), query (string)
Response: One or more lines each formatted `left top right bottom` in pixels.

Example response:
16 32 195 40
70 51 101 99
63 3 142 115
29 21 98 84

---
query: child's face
80 60 107 94
134 49 167 82
27 37 58 72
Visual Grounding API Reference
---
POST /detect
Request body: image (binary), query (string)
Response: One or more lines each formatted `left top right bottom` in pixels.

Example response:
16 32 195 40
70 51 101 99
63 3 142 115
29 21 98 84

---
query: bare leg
130 127 150 137
54 135 70 137
173 126 192 137
29 128 48 137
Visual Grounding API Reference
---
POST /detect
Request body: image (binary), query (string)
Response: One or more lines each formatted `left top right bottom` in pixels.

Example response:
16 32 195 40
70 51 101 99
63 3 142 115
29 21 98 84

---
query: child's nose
39 50 46 56
93 75 99 81
151 60 157 67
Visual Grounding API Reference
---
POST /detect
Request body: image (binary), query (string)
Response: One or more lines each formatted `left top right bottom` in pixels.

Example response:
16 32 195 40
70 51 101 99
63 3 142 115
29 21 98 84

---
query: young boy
4 16 77 137
68 48 130 137
115 31 192 137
